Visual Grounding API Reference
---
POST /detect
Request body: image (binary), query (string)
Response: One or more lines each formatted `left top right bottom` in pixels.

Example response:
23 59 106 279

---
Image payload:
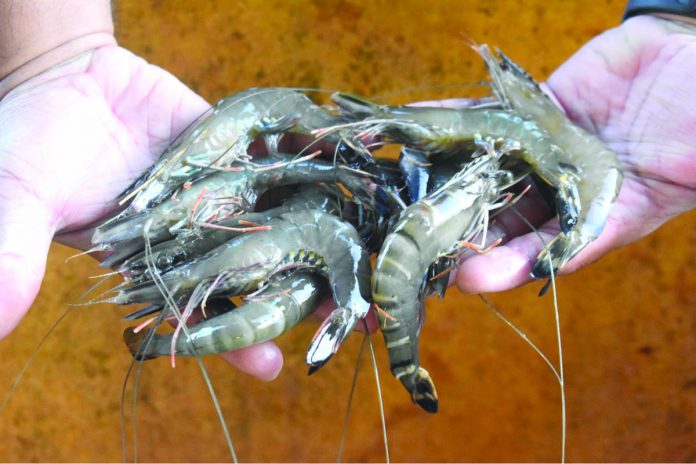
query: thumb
0 197 55 339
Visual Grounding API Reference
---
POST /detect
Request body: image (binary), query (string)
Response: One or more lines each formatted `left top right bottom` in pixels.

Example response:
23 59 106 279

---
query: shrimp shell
372 154 514 412
475 45 623 277
123 271 328 359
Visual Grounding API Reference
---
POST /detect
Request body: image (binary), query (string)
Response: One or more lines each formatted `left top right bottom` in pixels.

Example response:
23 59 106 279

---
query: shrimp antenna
143 231 239 462
368 81 492 103
1 270 117 415
0 308 75 414
64 244 110 263
336 333 367 462
363 318 390 463
481 205 566 463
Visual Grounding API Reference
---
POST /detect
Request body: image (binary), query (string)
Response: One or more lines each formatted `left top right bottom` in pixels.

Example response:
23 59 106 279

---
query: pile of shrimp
85 44 622 416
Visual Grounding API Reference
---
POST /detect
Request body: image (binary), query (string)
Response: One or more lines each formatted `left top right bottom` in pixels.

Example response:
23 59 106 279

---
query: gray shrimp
330 92 533 158
117 185 340 280
108 210 371 370
329 92 576 227
93 152 382 264
475 44 623 278
371 154 516 413
119 87 356 215
122 271 328 359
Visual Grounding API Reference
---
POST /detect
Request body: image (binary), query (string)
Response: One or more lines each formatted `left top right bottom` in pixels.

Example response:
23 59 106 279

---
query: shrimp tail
305 306 358 374
403 367 439 413
530 231 588 279
337 165 394 216
123 327 159 361
426 257 455 300
399 147 431 203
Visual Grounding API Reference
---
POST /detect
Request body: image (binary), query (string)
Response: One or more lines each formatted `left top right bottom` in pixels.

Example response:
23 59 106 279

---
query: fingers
456 206 627 294
0 198 56 338
455 225 557 293
219 341 284 381
216 295 378 381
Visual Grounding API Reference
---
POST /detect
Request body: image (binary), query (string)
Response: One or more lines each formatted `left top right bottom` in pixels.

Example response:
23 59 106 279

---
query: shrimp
329 92 528 158
123 271 328 359
118 185 340 281
371 153 516 413
118 88 360 215
327 93 573 219
93 152 383 267
106 210 371 370
474 44 623 278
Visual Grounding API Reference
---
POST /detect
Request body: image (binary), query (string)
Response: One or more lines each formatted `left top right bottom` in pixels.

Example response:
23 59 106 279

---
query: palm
549 15 696 247
456 16 696 292
0 45 282 378
0 46 208 248
0 45 209 331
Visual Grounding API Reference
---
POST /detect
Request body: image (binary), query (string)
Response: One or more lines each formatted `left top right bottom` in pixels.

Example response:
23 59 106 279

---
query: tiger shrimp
117 185 340 281
93 152 383 268
123 271 328 359
327 92 574 218
474 44 623 278
118 87 366 215
371 153 518 413
106 210 371 371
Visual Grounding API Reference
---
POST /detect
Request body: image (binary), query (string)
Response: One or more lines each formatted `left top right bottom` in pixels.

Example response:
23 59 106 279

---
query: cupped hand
455 15 696 293
0 45 282 380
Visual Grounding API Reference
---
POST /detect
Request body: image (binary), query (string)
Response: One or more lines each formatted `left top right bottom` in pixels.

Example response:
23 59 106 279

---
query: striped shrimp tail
398 366 439 413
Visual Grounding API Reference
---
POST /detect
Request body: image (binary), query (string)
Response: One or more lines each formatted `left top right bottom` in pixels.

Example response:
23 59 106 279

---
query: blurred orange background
2 0 696 461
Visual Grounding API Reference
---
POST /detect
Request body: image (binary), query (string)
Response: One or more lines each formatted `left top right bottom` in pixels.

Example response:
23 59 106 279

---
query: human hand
454 15 696 293
0 43 288 380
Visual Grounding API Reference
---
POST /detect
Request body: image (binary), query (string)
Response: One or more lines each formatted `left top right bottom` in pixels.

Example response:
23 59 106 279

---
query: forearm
0 0 115 96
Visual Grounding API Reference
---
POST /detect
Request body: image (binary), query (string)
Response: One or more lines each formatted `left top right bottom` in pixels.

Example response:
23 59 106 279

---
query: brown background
2 0 696 461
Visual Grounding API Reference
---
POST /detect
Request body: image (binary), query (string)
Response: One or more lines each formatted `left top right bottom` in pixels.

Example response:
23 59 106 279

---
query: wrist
0 0 115 99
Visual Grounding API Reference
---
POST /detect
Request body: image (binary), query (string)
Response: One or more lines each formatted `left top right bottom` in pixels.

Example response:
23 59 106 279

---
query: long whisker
363 319 389 463
510 205 566 463
143 231 239 462
0 308 75 413
336 333 367 463
64 244 110 262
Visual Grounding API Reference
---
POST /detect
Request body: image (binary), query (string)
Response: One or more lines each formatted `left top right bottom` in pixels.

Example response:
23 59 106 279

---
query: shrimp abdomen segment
373 229 439 413
123 271 328 358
